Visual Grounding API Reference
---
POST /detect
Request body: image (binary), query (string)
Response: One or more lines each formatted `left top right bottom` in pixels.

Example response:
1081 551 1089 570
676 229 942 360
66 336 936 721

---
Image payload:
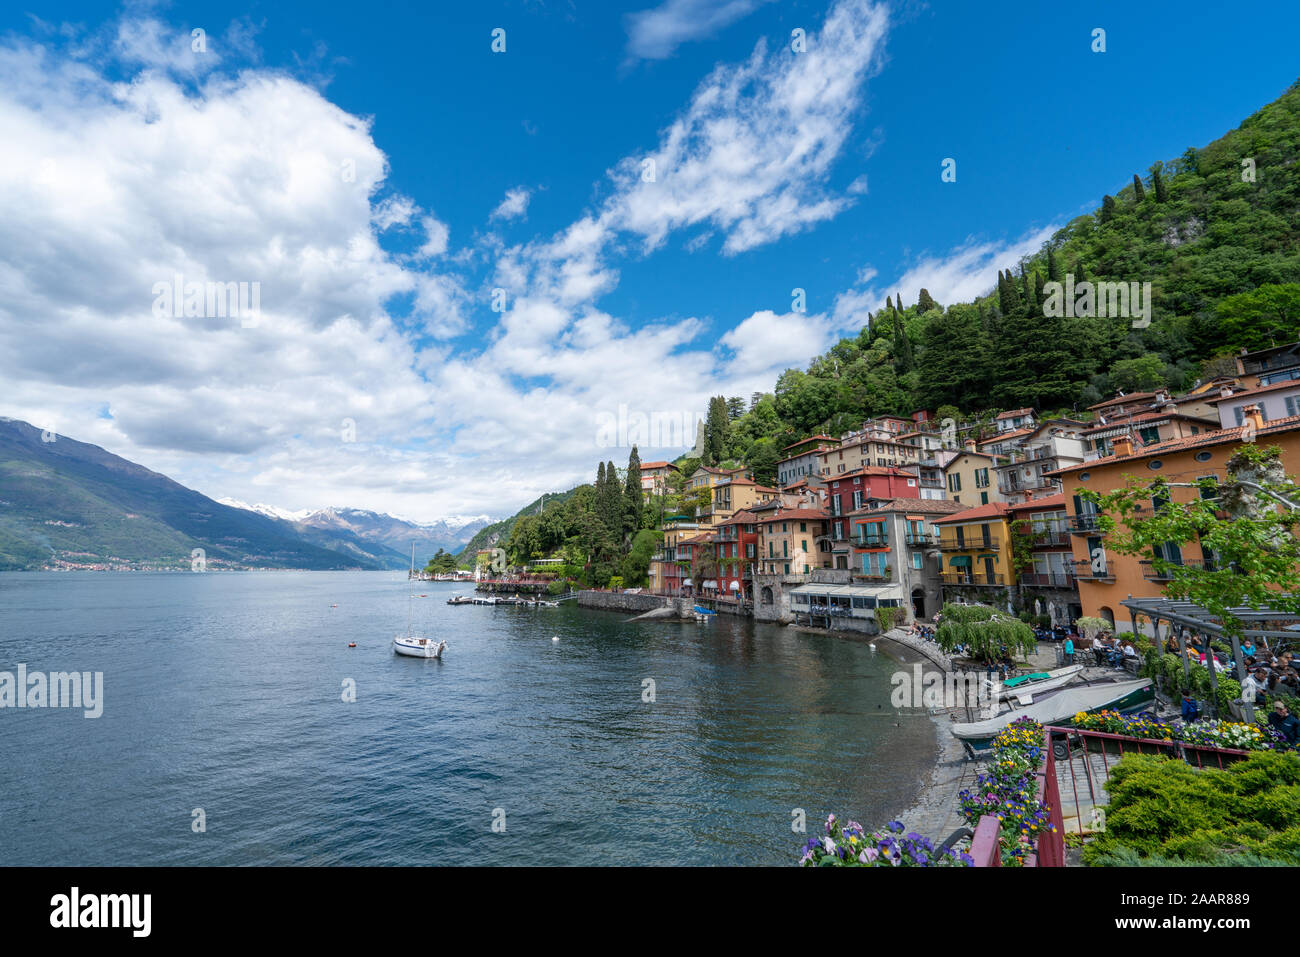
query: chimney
1243 404 1265 433
963 438 976 450
1111 435 1134 457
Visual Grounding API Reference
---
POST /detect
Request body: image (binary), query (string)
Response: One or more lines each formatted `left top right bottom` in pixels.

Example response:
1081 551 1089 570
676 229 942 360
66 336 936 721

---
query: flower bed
798 816 972 867
1069 710 1177 756
958 717 1055 866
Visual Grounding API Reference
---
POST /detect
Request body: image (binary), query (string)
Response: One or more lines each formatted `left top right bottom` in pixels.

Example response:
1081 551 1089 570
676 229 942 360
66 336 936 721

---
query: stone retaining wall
575 591 673 613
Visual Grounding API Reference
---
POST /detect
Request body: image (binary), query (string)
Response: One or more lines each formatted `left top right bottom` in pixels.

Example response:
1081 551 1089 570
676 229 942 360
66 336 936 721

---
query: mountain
0 418 400 571
293 507 490 566
217 502 491 567
705 77 1300 461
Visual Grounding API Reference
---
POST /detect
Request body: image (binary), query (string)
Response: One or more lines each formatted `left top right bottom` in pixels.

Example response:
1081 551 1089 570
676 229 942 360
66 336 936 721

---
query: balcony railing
1019 571 1076 587
938 535 1000 551
855 533 889 547
1068 514 1103 534
904 531 934 546
1139 559 1209 581
940 573 1006 586
1071 559 1115 582
1024 529 1071 547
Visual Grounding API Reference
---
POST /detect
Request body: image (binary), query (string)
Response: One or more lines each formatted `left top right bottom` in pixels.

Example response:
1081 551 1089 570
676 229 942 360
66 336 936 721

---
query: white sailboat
394 544 446 659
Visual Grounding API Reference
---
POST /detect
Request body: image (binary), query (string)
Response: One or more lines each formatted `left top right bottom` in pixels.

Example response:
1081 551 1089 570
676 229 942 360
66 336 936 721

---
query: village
475 341 1300 645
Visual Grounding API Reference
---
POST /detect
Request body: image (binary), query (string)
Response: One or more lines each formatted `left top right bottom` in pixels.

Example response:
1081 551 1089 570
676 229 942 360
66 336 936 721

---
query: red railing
970 815 1002 867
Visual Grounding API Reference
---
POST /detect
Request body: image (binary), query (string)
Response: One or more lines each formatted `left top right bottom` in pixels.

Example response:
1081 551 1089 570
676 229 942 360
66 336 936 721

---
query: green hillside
0 418 389 570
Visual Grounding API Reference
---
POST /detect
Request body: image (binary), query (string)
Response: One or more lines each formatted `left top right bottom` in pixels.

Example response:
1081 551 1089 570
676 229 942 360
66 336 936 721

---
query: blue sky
3 0 1298 522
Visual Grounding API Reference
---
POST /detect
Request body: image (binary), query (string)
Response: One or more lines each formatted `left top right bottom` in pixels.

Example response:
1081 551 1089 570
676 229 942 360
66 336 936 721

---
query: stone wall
575 591 673 613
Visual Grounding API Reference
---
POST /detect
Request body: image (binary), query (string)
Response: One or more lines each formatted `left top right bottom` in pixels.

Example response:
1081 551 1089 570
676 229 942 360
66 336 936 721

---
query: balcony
1072 559 1115 583
1139 559 1209 581
938 535 1000 551
854 533 889 548
1019 571 1076 588
940 573 1005 587
904 531 934 547
1025 529 1071 547
1068 514 1103 534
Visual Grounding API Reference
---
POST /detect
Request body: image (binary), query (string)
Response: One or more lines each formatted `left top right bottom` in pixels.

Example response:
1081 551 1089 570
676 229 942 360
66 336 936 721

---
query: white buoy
552 635 559 642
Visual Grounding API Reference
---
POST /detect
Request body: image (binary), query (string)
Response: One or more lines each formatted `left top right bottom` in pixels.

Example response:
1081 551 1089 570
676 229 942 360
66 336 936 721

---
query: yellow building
933 503 1013 605
943 447 1004 507
755 508 830 575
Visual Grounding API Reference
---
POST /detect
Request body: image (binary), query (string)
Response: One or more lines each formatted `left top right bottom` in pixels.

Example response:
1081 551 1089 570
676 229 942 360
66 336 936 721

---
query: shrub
1083 751 1300 865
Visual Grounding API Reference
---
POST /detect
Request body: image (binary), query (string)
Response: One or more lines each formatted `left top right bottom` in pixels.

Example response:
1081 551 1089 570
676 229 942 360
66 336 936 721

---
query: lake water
0 571 937 865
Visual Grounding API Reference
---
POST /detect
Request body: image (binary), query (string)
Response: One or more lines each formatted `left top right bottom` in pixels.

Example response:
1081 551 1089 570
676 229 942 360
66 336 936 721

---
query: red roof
1052 417 1300 472
996 407 1035 420
781 434 836 452
755 508 829 524
1006 493 1066 512
1204 379 1300 404
979 427 1034 443
1088 391 1158 411
1080 411 1216 433
847 498 971 516
934 502 1012 524
639 461 677 471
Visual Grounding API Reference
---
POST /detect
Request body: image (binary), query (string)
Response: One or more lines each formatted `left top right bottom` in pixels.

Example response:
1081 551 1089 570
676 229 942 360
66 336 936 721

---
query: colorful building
1051 409 1300 631
933 502 1014 609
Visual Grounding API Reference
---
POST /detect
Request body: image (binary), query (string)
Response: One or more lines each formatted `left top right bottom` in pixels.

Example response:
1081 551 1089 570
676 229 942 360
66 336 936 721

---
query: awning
702 580 718 589
683 578 693 586
728 581 741 591
789 582 904 601
950 555 972 567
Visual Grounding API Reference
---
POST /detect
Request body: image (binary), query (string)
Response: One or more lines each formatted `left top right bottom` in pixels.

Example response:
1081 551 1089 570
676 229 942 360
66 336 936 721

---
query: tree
1108 355 1166 392
917 288 938 313
1132 173 1146 202
726 396 746 420
623 446 643 535
1214 284 1300 351
1151 165 1168 202
705 395 729 466
745 436 780 487
935 602 1037 662
1101 194 1116 223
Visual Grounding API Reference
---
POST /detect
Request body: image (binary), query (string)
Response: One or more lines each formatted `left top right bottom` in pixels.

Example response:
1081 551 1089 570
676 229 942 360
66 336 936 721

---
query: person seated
1269 700 1300 745
1242 639 1257 658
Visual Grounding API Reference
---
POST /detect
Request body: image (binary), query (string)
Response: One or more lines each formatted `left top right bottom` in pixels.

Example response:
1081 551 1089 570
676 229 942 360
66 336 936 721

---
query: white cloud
416 214 450 258
625 0 776 61
490 186 531 222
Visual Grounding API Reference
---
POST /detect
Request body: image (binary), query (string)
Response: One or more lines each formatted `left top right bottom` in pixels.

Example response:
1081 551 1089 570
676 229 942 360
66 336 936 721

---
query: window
1139 426 1160 445
1194 451 1212 463
784 563 790 574
980 492 989 505
1234 407 1245 426
801 540 808 552
948 472 962 492
912 552 923 570
800 522 807 532
975 468 989 488
1147 460 1163 470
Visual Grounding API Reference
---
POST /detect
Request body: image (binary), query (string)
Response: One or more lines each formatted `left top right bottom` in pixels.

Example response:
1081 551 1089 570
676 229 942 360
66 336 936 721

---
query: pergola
1121 595 1300 723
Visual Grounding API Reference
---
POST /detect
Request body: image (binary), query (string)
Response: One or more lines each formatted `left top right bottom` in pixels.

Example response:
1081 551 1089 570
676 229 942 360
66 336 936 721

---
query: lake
0 571 936 865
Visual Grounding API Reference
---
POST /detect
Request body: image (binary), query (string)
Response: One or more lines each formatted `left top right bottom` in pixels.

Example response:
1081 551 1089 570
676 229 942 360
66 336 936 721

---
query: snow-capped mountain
218 501 492 564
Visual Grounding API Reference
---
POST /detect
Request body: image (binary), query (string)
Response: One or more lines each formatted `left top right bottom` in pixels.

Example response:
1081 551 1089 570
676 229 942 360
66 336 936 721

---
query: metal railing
1019 571 1076 587
940 572 1005 586
938 535 1000 551
1068 515 1102 533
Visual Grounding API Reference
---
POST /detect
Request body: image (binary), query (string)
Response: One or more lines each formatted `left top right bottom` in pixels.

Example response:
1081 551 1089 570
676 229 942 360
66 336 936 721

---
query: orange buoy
348 642 356 648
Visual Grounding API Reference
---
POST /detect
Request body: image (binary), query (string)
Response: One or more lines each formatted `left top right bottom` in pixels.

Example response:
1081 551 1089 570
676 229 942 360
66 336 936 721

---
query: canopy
949 555 972 567
682 578 693 586
789 582 904 602
728 581 741 591
702 580 718 589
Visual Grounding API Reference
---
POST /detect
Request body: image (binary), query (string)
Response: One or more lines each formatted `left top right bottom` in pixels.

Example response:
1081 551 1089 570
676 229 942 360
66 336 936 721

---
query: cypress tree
1132 173 1146 202
917 288 937 313
705 396 729 466
1152 166 1168 203
1047 248 1062 283
624 446 643 534
1101 194 1116 223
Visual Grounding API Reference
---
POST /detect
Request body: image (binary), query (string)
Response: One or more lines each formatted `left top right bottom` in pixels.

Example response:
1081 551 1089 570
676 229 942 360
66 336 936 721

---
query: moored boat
393 635 446 658
994 663 1084 703
951 678 1155 752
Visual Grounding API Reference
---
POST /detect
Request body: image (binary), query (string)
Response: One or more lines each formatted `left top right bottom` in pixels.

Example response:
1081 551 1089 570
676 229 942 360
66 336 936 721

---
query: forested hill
706 77 1300 478
457 487 579 560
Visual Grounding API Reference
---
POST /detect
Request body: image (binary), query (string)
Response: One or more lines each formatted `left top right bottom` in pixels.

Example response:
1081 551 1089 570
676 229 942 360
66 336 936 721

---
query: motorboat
951 678 1155 751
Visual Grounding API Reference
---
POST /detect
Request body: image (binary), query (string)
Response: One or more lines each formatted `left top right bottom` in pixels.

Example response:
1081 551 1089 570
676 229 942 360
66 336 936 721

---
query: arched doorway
1099 606 1115 628
760 586 774 605
911 588 925 620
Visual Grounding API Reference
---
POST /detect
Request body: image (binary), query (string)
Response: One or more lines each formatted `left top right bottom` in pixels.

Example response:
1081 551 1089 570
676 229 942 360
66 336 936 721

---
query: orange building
1051 408 1300 632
